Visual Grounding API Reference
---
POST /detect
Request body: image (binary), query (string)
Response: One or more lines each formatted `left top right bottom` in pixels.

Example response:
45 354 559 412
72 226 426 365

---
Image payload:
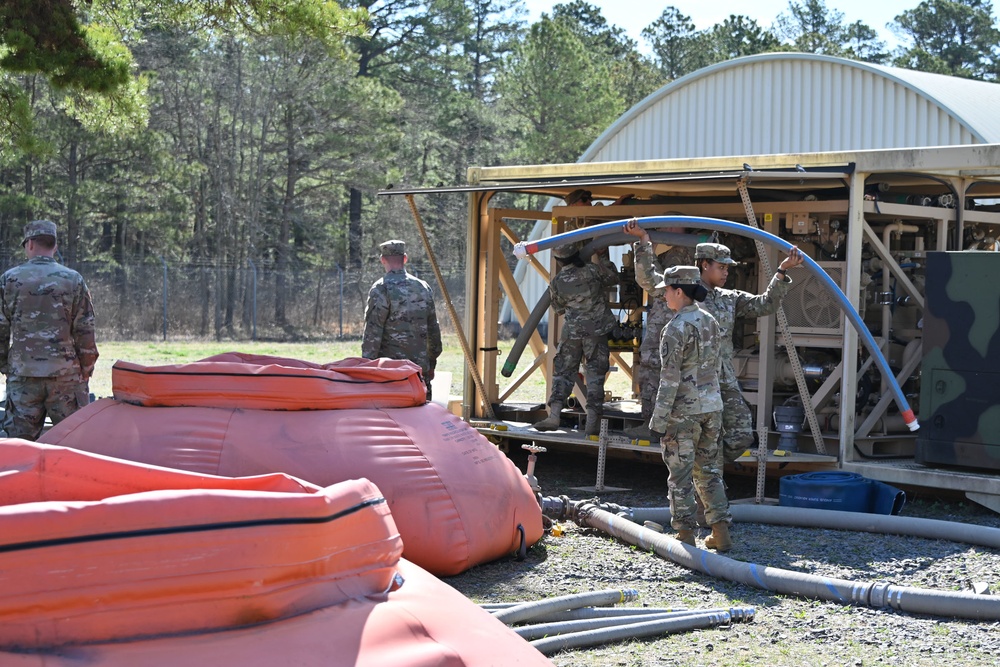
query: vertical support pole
738 179 828 506
839 171 866 462
479 210 503 407
594 418 609 493
464 192 487 419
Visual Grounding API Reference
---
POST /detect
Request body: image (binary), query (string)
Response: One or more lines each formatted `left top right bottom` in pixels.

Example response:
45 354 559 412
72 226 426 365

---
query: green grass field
90 335 636 407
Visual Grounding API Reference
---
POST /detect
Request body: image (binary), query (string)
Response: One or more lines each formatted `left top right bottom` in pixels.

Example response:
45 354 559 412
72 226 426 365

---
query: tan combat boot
532 402 564 431
676 529 696 546
704 522 733 552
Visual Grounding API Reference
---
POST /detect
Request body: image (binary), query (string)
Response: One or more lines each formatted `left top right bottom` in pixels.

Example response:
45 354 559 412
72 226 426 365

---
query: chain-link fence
0 254 467 341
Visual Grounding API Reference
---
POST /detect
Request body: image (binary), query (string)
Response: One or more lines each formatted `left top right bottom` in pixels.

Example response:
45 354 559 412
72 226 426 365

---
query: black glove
649 429 665 441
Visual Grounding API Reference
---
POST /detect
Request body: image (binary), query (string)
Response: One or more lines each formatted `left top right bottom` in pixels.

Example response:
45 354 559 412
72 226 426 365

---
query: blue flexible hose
514 215 918 430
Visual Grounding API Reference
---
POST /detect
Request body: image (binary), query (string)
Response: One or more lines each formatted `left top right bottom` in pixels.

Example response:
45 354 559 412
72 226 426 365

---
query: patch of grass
90 335 637 406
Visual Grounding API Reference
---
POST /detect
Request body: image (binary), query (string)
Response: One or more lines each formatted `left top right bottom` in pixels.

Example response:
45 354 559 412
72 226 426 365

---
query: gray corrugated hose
529 610 733 656
491 588 639 625
626 504 1000 550
574 502 1000 620
513 607 754 640
482 604 688 619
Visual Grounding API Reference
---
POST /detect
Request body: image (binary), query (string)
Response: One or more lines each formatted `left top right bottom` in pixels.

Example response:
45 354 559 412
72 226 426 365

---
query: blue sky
520 0 915 50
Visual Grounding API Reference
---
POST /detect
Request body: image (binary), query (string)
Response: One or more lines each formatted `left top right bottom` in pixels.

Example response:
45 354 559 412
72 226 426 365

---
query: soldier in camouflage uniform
697 242 804 464
648 265 730 550
532 242 619 436
0 220 99 441
362 240 442 400
623 219 695 439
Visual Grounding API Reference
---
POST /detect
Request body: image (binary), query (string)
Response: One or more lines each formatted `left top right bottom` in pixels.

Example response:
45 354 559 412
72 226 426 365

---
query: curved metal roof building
582 52 1000 162
502 52 1000 325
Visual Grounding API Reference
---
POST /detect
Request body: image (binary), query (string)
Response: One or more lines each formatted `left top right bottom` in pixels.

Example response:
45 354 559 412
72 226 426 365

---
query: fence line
0 255 467 341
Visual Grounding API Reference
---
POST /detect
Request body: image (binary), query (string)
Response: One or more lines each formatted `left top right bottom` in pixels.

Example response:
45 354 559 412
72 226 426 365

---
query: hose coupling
727 606 756 622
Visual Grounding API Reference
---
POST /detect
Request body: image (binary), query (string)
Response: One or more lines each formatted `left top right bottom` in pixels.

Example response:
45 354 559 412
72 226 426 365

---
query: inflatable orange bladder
0 439 402 648
41 355 544 576
0 440 552 666
111 354 427 409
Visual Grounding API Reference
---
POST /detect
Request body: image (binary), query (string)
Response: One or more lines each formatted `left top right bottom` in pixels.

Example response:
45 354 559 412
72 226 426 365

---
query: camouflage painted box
916 251 1000 471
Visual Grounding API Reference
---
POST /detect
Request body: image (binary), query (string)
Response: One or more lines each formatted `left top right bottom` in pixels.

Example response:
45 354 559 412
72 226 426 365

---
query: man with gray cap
532 241 618 436
0 220 99 440
362 239 442 400
648 265 729 549
696 240 804 464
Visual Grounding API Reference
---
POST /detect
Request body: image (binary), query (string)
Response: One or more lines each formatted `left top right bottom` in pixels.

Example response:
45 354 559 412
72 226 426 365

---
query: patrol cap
654 265 701 289
22 219 57 246
552 241 581 260
379 239 406 257
695 242 737 264
563 189 592 206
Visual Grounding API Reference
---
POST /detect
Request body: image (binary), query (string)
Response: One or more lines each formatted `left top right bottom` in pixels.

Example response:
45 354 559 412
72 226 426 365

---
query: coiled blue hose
778 471 907 515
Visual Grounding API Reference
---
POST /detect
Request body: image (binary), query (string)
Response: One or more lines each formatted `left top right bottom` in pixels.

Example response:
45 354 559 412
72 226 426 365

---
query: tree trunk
65 140 78 265
349 187 363 268
275 107 298 328
23 163 33 220
200 266 210 337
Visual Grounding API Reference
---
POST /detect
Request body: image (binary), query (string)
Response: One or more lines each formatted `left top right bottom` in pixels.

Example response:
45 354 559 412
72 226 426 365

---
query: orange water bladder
0 439 402 649
41 354 544 576
0 440 553 666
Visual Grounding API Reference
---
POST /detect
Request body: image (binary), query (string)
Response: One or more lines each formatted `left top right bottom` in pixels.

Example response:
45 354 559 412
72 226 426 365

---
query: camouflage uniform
0 221 99 441
361 244 442 396
697 243 794 463
546 252 619 411
649 286 728 533
632 240 696 425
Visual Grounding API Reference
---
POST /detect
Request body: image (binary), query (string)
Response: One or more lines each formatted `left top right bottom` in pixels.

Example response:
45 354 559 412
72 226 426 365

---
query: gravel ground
444 448 1000 667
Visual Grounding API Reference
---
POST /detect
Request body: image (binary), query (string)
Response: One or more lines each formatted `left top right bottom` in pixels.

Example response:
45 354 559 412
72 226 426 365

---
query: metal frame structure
382 144 1000 512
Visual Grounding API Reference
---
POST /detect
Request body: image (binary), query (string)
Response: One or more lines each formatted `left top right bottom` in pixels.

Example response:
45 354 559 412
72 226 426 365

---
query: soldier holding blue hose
624 218 804 464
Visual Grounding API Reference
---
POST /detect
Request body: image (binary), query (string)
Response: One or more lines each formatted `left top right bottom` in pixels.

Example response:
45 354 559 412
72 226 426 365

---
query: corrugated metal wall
585 56 980 163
